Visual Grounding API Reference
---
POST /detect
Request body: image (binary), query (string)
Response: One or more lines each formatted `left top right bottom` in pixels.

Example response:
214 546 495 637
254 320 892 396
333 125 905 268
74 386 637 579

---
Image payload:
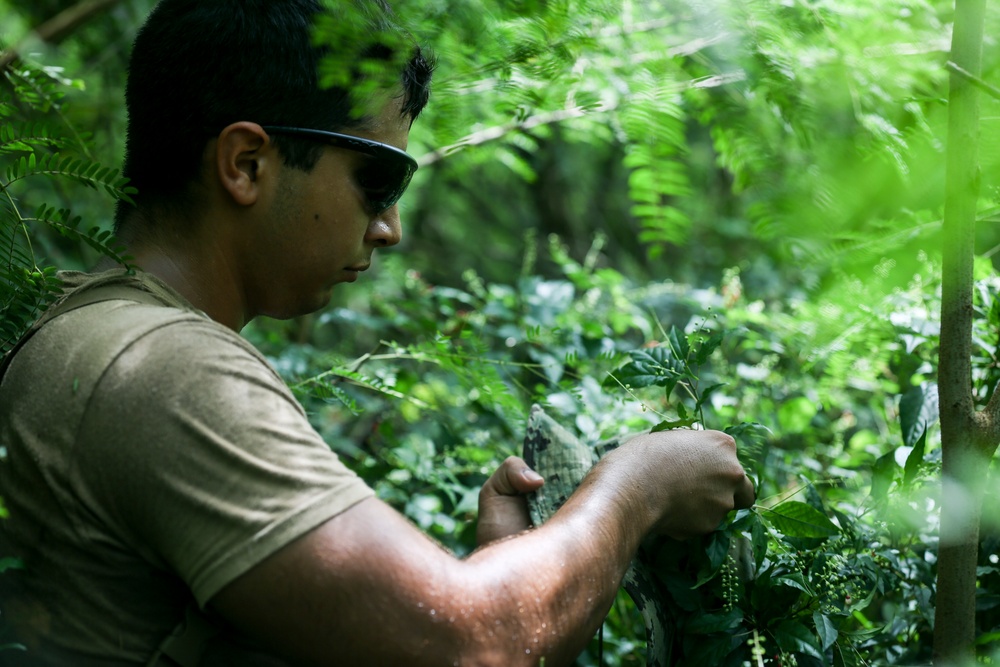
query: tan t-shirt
0 269 374 664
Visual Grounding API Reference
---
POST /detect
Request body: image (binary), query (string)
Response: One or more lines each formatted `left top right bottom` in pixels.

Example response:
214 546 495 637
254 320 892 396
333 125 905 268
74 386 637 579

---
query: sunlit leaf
761 501 840 538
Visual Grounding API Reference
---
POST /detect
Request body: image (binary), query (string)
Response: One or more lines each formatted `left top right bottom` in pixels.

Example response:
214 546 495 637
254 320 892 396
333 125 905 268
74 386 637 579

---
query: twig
946 60 1000 102
418 102 618 167
0 0 122 69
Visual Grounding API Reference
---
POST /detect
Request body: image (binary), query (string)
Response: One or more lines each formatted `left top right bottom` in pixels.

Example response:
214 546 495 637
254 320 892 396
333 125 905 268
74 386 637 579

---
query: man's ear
214 122 276 206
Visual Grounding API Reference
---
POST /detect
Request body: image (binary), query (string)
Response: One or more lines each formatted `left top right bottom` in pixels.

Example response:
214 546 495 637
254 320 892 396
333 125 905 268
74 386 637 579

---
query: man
0 0 755 665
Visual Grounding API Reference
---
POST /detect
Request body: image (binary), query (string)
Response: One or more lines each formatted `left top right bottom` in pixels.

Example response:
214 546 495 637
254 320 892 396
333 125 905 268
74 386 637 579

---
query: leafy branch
0 60 135 356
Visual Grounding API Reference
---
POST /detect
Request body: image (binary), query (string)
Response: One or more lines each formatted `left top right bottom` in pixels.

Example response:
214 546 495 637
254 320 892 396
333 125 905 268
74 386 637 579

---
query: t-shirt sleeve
75 315 374 607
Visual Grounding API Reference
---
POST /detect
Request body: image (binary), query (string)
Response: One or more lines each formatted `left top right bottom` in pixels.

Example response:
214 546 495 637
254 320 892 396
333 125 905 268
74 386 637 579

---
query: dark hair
115 0 434 231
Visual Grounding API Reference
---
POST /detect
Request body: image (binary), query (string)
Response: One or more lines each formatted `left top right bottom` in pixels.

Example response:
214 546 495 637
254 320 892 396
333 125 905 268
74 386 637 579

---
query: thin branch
418 66 745 167
863 38 952 58
0 0 123 69
947 60 1000 103
602 372 668 420
2 189 29 268
599 17 674 37
447 33 734 98
418 102 619 167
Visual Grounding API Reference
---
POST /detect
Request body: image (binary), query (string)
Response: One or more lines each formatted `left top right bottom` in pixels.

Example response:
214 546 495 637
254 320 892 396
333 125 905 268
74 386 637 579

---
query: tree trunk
933 0 992 663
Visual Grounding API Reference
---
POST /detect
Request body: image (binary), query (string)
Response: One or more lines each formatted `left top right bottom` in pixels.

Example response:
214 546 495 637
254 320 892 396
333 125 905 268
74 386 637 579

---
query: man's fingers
734 474 756 509
481 456 544 499
476 457 544 546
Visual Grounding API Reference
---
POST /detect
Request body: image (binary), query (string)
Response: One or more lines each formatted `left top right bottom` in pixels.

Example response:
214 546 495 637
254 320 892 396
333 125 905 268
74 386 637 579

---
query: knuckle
715 431 737 448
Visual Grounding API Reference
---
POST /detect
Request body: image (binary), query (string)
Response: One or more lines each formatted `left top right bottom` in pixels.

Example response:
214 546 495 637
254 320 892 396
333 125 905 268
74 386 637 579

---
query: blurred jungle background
3 0 1000 664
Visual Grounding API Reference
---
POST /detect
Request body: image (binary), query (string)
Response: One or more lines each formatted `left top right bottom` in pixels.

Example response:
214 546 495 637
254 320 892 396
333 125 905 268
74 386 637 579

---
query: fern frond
1 152 136 204
619 72 692 253
0 121 69 155
22 206 131 267
0 53 130 356
0 266 60 356
3 64 66 116
296 366 433 409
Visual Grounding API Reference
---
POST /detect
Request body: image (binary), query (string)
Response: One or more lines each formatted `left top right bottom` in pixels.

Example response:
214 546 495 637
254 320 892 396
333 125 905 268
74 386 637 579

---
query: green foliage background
3 0 1000 663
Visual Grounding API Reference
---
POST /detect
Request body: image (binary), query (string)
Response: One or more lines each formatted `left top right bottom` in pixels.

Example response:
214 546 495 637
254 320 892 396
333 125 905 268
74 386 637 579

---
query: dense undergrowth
243 237 1000 665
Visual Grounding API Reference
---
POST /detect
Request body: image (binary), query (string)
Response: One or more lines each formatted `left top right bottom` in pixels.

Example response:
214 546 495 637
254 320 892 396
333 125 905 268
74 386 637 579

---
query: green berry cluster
721 554 739 611
870 549 893 572
748 630 767 663
816 554 866 612
777 651 799 666
746 632 799 667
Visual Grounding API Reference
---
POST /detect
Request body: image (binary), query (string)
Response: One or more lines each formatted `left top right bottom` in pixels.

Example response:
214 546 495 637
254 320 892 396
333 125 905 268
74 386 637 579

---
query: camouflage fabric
522 405 669 667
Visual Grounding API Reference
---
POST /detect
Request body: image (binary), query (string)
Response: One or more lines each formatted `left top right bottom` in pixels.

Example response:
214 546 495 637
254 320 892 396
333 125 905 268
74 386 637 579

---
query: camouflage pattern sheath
521 405 670 667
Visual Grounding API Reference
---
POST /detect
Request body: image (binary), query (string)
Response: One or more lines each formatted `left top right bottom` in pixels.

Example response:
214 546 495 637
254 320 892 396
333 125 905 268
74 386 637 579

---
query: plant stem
934 0 990 662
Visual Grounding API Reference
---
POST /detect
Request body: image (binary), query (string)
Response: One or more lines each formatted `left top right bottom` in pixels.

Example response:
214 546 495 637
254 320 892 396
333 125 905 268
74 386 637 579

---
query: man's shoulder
36 270 223 359
55 267 199 315
3 269 263 400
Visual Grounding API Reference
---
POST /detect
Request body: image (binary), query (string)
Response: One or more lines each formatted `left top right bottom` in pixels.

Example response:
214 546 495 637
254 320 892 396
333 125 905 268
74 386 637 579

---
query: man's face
245 98 412 320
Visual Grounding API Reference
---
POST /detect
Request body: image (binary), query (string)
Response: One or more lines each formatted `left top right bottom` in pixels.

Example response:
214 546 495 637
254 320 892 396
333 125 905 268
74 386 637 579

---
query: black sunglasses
261 126 418 214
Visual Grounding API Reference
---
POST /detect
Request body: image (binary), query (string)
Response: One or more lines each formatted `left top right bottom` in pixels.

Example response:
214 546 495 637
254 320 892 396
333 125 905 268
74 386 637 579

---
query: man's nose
366 208 402 247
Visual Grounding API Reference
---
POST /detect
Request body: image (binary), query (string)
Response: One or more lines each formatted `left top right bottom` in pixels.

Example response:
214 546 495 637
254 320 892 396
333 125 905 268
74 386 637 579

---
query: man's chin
262 288 334 321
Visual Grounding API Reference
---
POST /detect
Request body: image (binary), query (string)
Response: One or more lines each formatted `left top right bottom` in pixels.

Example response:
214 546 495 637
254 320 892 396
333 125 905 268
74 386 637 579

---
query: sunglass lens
356 159 414 213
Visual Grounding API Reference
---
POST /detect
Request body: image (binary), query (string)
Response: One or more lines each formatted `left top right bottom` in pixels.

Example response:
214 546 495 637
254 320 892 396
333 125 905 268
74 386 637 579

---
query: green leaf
0 556 24 573
773 619 824 659
840 625 884 642
903 430 927 487
666 325 690 360
871 451 896 500
834 638 865 667
695 382 727 412
761 501 839 538
899 382 938 448
604 346 685 390
651 416 698 431
682 634 740 665
774 571 814 595
684 607 743 634
693 330 725 365
813 611 839 650
975 631 1000 645
657 570 702 612
706 530 730 570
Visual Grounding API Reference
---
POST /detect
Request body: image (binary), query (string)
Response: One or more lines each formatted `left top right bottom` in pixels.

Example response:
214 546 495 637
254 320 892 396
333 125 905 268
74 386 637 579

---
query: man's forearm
459 456 654 665
211 430 750 667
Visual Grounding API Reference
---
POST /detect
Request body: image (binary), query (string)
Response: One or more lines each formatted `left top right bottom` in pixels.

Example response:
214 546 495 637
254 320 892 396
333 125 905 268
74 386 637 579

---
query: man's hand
476 455 544 546
599 429 755 541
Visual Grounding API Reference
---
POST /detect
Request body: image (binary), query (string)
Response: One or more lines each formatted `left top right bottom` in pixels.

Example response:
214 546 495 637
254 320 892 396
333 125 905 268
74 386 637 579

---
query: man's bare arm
210 429 754 667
